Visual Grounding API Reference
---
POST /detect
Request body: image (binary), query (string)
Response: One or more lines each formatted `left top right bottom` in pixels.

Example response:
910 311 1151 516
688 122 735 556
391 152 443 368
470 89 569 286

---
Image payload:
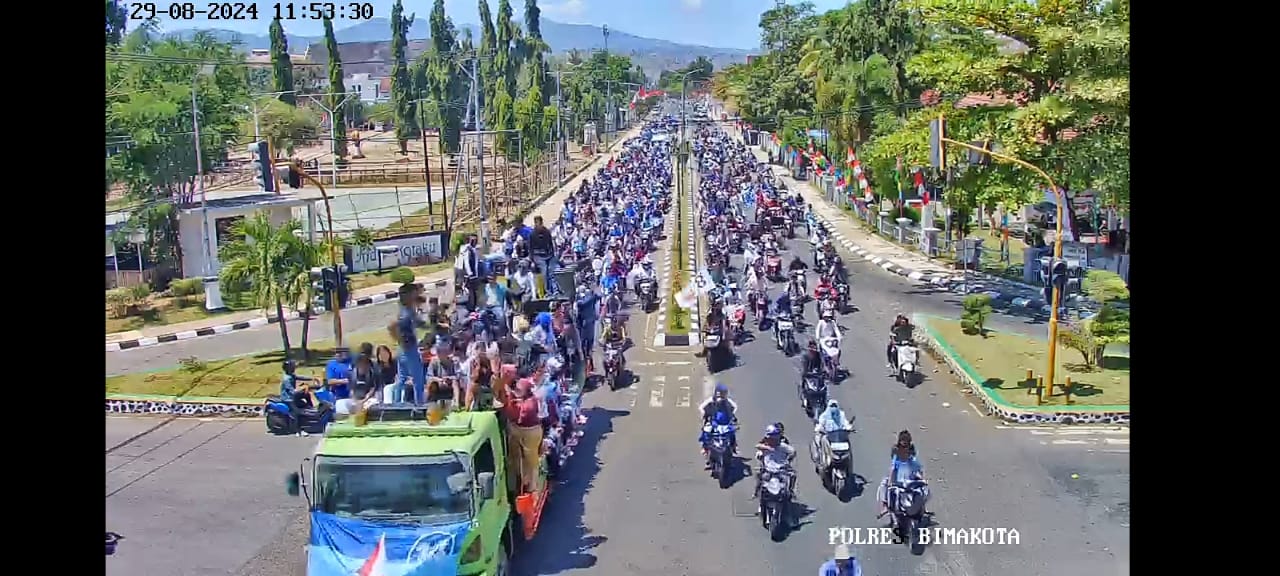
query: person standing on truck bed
389 283 428 405
503 378 545 493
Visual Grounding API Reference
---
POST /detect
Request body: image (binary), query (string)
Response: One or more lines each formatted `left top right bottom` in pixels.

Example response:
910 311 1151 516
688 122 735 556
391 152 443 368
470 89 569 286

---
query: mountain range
170 17 753 80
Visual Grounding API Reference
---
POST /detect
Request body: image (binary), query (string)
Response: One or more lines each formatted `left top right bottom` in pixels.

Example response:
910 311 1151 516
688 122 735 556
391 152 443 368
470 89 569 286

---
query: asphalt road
106 417 316 576
107 122 1128 576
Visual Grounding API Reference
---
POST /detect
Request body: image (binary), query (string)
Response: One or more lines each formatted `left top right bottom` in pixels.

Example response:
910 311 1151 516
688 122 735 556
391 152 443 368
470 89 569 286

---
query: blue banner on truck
307 512 469 576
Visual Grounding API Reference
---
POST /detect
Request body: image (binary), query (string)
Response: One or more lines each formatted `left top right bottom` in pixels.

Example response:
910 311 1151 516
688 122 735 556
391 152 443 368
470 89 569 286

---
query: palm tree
218 213 308 358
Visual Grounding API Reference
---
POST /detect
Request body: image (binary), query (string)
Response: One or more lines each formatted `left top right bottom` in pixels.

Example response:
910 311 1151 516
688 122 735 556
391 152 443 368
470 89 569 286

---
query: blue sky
148 0 851 50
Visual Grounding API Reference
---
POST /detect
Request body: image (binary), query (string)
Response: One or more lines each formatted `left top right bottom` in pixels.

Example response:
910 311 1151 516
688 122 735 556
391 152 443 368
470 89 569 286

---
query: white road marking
649 376 665 407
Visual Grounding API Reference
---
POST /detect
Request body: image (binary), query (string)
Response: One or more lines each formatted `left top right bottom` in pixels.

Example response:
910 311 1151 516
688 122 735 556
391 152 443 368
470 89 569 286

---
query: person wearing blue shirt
818 544 861 576
576 286 600 371
324 348 353 400
389 284 428 404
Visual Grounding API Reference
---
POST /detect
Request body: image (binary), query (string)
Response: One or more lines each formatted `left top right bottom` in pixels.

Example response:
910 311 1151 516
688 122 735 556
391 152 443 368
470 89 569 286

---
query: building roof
179 193 317 215
307 40 431 78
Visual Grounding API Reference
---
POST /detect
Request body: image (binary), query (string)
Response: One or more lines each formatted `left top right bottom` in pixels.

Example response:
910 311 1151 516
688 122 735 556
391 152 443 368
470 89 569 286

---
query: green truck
285 406 555 576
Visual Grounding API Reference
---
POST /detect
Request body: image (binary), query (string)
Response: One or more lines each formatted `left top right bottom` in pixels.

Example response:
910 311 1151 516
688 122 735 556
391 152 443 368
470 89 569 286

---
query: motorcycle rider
819 544 863 576
699 382 739 424
753 424 797 499
815 309 843 377
814 275 837 302
631 257 658 301
772 290 793 337
801 340 824 382
699 410 738 458
887 314 914 369
878 430 927 531
814 400 853 434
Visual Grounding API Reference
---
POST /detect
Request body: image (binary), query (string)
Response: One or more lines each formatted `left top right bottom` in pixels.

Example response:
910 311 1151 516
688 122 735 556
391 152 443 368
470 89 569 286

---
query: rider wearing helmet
814 274 836 301
820 544 863 576
753 424 797 499
801 340 824 379
699 382 739 425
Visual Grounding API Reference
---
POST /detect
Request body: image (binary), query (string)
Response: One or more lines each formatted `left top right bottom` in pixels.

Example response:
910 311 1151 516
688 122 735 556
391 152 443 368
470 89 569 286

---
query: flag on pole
914 170 929 206
846 146 856 166
357 534 389 576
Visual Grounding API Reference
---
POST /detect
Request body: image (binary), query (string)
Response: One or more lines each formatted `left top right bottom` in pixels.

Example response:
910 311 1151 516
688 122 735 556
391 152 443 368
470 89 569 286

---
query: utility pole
306 93 355 188
417 91 434 219
603 24 611 148
470 56 489 252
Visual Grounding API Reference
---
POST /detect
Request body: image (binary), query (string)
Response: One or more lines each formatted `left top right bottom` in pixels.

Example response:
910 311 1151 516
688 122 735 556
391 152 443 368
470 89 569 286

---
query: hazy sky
143 0 850 50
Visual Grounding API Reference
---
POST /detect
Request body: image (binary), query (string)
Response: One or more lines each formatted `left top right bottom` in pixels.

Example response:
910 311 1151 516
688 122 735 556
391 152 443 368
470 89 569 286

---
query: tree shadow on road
514 406 627 575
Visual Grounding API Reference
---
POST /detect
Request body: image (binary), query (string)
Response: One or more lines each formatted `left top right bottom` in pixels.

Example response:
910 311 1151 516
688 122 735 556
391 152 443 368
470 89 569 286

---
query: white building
346 73 390 104
177 193 321 280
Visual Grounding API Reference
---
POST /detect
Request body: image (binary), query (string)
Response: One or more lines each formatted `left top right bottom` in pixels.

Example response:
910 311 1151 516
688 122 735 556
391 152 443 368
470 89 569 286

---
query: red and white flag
357 534 388 576
913 170 929 206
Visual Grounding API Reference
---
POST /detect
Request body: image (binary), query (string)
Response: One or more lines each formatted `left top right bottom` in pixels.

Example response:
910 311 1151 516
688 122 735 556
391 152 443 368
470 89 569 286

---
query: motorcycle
790 269 807 295
765 254 782 281
265 387 336 435
811 428 854 496
896 340 920 385
799 374 827 418
789 295 805 321
783 216 795 239
704 325 725 371
749 290 768 319
758 467 794 541
836 281 850 313
775 315 797 355
638 278 658 311
703 422 737 489
820 337 842 382
729 305 747 344
888 480 931 549
604 343 625 390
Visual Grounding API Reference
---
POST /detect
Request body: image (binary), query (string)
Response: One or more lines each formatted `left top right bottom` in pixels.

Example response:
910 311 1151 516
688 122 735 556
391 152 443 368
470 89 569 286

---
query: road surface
107 121 1127 576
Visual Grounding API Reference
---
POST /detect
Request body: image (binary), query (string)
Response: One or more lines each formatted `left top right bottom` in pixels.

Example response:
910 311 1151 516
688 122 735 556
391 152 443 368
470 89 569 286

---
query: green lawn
665 172 690 337
105 329 404 399
929 318 1130 408
347 262 451 291
105 290 257 334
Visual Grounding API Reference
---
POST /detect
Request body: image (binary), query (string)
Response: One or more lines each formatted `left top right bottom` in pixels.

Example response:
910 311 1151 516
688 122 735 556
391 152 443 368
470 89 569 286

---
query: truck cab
286 405 517 576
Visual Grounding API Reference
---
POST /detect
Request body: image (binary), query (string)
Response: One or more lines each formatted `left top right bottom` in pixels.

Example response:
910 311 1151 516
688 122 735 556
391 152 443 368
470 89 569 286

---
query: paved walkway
106 125 644 351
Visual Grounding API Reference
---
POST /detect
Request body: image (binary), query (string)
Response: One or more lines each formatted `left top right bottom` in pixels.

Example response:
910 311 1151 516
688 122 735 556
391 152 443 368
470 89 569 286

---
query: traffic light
318 266 352 310
310 267 329 310
248 141 275 193
1044 259 1068 308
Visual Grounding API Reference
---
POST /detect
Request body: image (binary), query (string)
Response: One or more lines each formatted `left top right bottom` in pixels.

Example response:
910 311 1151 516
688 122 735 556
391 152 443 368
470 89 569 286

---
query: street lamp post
307 93 356 188
939 135 1068 399
603 24 611 147
191 64 224 310
289 162 346 349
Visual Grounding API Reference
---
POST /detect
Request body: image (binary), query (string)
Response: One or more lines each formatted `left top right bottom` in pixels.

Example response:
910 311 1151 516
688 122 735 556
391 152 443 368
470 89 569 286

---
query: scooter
264 386 336 435
811 428 854 496
604 342 625 390
799 373 827 417
820 337 842 382
704 326 725 372
638 278 658 311
887 480 931 549
765 255 783 281
790 269 807 296
729 305 747 344
836 281 850 312
702 422 737 489
774 314 797 355
896 340 920 385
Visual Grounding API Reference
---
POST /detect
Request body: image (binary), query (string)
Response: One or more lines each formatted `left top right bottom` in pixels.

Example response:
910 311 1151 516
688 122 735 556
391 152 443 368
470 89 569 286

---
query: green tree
322 17 348 160
268 18 295 106
478 0 498 121
389 0 416 154
494 0 521 155
424 0 461 153
243 98 319 157
107 26 249 284
217 213 309 358
105 0 127 47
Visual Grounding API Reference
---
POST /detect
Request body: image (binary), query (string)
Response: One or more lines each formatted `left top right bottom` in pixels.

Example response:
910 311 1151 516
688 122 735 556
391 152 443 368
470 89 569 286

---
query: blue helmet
764 424 780 437
714 382 728 396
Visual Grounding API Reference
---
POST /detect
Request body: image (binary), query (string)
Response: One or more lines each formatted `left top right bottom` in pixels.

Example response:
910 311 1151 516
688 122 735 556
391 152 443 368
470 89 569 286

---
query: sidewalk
106 126 643 352
731 127 1082 317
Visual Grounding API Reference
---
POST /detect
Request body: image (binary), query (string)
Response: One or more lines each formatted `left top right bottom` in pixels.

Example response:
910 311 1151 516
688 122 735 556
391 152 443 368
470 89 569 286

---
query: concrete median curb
912 313 1129 425
105 278 451 353
106 393 264 417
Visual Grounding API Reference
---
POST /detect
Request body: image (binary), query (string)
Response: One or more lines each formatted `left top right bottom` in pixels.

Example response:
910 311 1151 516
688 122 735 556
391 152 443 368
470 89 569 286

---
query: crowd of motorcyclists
689 119 932 560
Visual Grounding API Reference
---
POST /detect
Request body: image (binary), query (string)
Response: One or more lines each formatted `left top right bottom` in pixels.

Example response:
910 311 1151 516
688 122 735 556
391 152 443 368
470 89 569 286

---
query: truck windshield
313 456 473 524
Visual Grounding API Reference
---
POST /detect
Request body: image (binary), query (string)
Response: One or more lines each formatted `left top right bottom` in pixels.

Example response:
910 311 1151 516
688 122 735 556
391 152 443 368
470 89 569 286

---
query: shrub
170 278 203 297
128 283 152 301
106 289 132 319
1083 270 1129 304
388 266 416 284
1057 322 1098 366
960 294 993 335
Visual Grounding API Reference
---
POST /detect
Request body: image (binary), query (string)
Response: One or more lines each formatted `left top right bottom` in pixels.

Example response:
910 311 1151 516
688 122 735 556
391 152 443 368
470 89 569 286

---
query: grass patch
665 170 690 336
930 318 1130 408
105 329 404 399
347 262 451 291
105 290 257 334
375 201 450 239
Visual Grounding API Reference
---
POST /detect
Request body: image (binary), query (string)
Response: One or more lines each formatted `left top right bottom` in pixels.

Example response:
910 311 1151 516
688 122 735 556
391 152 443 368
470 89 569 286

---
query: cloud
542 0 588 20
681 0 704 9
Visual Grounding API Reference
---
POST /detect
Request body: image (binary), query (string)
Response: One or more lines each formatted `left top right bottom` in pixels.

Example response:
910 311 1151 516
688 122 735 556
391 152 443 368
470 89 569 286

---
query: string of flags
629 87 666 109
764 130 938 207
